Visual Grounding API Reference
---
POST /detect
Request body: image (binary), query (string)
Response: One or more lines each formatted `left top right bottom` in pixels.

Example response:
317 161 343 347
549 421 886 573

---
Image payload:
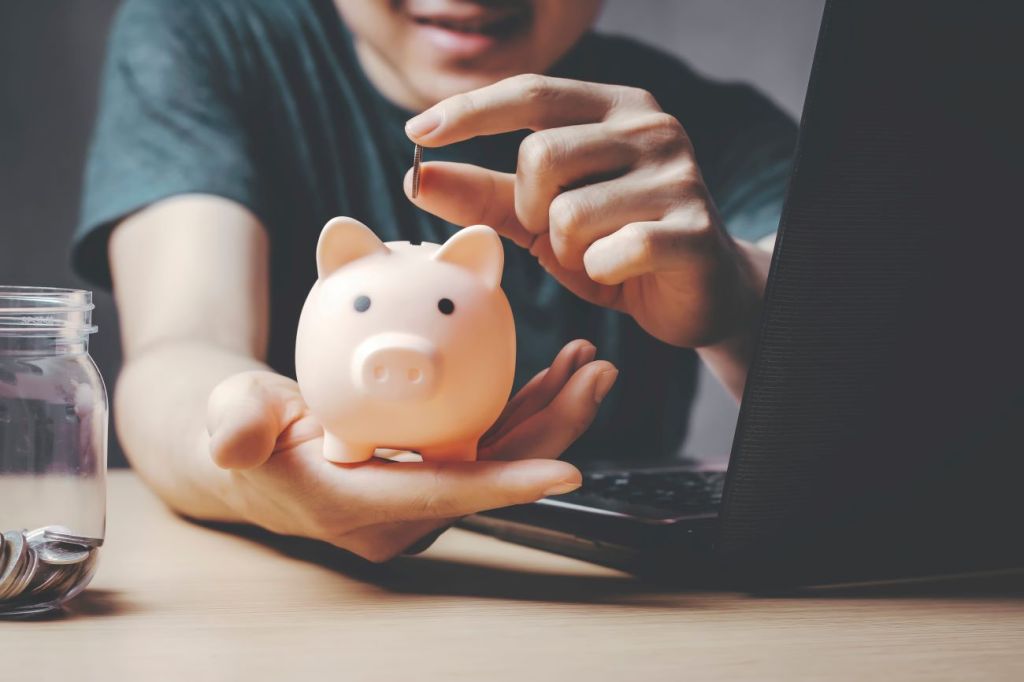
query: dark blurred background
0 0 824 467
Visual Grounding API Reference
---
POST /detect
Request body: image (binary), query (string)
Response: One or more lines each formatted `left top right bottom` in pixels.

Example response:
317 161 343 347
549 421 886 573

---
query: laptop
462 0 1024 586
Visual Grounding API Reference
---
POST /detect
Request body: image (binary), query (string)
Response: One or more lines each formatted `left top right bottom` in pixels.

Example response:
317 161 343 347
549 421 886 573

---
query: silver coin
0 531 27 601
0 537 7 596
7 545 38 601
36 541 91 566
51 556 91 600
30 562 66 597
43 526 103 548
24 527 48 545
412 143 423 198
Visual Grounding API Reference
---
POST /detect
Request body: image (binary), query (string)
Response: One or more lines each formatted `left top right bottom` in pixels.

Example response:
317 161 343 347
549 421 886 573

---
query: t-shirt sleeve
570 34 798 245
72 0 266 289
695 83 798 244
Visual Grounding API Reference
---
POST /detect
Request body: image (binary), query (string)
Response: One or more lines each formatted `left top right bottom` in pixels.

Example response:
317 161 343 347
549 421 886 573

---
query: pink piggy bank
295 217 516 463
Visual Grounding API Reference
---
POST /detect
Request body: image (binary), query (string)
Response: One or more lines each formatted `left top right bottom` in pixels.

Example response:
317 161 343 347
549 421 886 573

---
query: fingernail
575 343 597 368
593 368 618 403
542 479 581 497
406 109 442 138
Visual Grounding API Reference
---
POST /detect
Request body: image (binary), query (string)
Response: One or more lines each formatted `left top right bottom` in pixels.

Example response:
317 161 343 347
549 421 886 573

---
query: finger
528 233 623 310
547 170 676 271
405 162 533 248
514 124 639 234
406 159 623 306
482 360 618 462
491 368 548 430
583 207 716 285
207 372 304 470
406 74 621 146
337 458 583 522
481 339 595 448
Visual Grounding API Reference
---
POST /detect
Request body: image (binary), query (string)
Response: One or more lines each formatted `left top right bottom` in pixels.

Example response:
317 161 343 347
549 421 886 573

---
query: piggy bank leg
322 434 375 464
419 442 478 462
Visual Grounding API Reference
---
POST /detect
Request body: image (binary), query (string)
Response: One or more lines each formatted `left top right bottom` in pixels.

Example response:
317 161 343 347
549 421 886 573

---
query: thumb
206 371 296 470
404 161 534 248
406 161 619 309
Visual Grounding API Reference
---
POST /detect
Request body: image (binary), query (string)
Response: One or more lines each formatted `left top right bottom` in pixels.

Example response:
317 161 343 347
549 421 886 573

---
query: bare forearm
697 239 774 400
115 341 269 521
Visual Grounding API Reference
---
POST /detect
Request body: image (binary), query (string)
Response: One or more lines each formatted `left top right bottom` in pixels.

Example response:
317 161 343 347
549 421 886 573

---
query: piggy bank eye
353 295 371 313
437 298 455 315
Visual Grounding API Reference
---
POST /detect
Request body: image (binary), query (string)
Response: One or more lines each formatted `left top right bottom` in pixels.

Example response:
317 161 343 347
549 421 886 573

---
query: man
73 0 795 561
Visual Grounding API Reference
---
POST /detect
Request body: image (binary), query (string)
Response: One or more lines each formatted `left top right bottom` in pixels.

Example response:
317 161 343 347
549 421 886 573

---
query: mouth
407 4 532 58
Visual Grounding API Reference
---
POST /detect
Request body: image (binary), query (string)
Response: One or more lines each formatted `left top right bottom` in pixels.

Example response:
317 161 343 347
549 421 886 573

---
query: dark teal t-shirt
73 0 796 466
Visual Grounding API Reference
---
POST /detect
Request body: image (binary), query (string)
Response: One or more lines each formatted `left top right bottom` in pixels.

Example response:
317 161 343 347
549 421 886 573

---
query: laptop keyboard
543 468 727 522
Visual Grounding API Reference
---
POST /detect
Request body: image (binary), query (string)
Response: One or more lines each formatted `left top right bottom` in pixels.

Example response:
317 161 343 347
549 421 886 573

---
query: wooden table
2 472 1023 681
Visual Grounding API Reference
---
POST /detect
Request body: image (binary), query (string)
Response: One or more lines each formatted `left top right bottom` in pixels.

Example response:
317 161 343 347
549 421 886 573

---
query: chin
413 69 519 107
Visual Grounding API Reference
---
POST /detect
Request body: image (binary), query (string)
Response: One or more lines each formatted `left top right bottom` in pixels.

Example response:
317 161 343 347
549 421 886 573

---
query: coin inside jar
1 526 101 610
8 546 38 599
43 526 103 548
0 531 27 600
36 541 92 566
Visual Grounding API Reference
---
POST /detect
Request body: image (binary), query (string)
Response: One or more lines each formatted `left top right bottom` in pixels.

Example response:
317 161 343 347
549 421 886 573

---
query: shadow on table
202 521 1024 605
1 589 137 622
777 569 1024 600
203 521 708 607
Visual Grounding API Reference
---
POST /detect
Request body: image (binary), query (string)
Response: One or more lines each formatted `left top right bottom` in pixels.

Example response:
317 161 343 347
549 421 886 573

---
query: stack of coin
412 143 423 198
0 526 102 610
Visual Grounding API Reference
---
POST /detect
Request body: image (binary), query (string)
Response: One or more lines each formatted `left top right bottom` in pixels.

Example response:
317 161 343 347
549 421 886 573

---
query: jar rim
0 286 98 337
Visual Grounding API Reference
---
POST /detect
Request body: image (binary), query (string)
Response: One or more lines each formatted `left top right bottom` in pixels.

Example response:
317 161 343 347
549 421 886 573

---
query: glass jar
0 287 107 617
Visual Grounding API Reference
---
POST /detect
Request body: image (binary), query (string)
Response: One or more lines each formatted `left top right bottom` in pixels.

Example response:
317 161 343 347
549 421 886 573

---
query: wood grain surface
2 471 1023 681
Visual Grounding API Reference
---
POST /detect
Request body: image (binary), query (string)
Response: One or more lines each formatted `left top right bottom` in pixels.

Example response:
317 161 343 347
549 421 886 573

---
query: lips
407 3 530 39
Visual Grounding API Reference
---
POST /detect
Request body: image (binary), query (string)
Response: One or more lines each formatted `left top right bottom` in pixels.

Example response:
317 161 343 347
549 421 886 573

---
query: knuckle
548 194 583 242
514 73 552 100
636 112 687 145
629 87 661 111
518 132 558 173
665 163 699 196
612 85 657 110
448 91 477 119
625 221 657 265
510 74 561 129
680 201 715 235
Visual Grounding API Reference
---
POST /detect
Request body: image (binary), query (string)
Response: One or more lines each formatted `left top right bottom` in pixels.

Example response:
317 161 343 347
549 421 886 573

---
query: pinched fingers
405 162 533 248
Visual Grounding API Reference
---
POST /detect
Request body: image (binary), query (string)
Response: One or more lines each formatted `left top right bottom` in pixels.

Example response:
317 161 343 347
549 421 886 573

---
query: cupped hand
405 74 763 349
205 340 616 562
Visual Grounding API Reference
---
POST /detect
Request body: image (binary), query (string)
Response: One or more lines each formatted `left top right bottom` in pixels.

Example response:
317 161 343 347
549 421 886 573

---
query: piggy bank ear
316 217 387 279
432 226 504 290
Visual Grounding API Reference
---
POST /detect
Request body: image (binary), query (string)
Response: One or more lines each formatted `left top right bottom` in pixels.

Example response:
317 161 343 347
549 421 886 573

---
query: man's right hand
205 339 616 562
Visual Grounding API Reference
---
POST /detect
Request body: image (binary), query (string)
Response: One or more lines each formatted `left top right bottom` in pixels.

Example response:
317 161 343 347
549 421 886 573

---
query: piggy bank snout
353 333 440 401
